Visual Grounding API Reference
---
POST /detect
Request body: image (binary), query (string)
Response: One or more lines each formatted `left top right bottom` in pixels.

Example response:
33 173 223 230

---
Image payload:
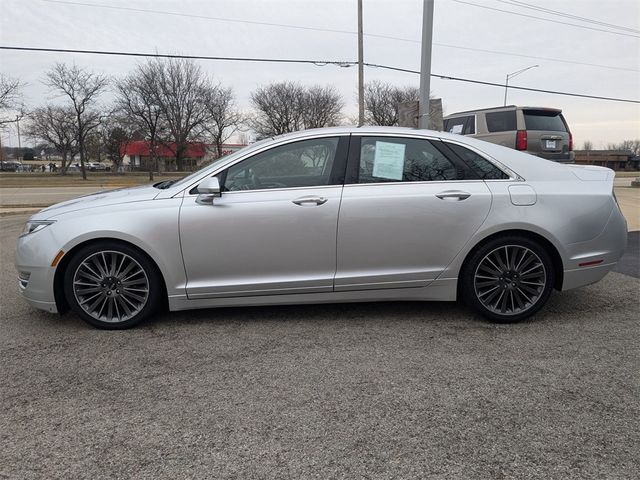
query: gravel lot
1 214 639 479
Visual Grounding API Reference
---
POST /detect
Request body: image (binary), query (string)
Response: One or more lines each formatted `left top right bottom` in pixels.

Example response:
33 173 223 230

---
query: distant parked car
16 127 626 329
0 160 22 172
87 162 108 171
444 106 575 163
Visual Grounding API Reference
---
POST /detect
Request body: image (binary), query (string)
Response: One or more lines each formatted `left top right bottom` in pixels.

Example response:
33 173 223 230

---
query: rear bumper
561 205 627 290
536 151 575 163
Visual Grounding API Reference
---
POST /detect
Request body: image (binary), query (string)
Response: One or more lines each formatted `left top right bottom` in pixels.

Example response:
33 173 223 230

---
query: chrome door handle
435 191 471 201
292 195 328 206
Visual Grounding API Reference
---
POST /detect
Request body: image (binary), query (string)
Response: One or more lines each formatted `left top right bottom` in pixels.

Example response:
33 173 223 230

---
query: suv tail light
568 132 573 151
516 130 527 151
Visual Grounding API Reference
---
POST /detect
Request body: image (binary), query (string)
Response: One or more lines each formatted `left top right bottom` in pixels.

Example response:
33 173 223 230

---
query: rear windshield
523 110 567 132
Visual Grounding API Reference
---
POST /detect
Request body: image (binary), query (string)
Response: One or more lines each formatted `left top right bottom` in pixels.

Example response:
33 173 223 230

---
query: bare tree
250 81 305 138
26 105 78 173
0 74 24 111
582 140 593 151
202 84 242 158
148 58 210 170
364 80 420 126
607 140 640 156
101 114 140 171
115 64 166 180
0 74 25 130
250 82 344 138
301 85 344 129
44 63 109 179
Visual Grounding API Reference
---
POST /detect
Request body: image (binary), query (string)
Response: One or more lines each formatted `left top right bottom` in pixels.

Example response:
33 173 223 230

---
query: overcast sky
1 0 638 149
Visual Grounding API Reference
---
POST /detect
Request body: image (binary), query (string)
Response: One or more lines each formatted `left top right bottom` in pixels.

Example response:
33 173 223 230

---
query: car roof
444 106 562 118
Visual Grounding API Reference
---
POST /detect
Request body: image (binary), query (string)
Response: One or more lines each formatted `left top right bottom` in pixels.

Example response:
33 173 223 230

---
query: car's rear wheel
64 242 162 329
462 236 555 322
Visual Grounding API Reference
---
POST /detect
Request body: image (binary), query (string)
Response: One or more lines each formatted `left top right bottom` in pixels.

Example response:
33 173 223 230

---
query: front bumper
15 229 60 314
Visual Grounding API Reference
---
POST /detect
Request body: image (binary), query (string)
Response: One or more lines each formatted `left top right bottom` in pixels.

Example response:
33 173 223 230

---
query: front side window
356 137 463 183
223 137 339 191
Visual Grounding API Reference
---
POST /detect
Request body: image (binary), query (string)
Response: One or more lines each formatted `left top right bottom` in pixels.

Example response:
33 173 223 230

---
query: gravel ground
1 215 639 480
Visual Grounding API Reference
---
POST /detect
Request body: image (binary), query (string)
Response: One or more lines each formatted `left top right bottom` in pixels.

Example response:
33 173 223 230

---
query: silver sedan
16 127 627 329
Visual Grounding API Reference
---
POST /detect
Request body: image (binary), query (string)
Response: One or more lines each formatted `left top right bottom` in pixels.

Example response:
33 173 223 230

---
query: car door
179 135 349 299
335 135 492 291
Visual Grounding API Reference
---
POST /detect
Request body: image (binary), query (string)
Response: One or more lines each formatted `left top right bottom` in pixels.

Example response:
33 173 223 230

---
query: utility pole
357 0 364 126
418 0 434 130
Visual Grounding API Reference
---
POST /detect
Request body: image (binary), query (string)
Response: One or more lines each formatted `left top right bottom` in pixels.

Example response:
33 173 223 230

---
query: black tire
461 235 555 323
64 241 163 329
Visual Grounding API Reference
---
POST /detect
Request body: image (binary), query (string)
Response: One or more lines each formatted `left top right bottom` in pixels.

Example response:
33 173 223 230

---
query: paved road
0 186 113 206
1 215 639 479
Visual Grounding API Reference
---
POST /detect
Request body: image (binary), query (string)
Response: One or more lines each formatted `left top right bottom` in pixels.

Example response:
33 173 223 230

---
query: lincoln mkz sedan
16 127 627 329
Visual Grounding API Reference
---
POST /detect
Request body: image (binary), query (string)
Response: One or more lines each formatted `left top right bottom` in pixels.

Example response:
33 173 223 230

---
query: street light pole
418 0 434 129
503 64 539 106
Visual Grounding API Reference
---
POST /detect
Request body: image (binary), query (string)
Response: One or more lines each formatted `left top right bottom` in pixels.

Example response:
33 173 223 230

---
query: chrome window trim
342 179 487 188
186 183 344 197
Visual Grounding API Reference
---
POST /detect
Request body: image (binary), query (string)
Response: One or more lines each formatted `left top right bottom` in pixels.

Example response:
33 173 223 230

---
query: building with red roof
120 141 247 171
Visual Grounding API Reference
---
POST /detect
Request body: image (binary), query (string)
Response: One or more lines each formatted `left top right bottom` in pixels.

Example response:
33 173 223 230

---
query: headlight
21 220 56 237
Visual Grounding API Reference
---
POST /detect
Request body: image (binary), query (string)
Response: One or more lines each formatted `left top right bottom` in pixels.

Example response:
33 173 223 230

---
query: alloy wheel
72 250 150 323
473 245 547 316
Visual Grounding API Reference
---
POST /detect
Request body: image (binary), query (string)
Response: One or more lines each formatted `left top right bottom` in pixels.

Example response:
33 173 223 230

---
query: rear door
334 135 492 291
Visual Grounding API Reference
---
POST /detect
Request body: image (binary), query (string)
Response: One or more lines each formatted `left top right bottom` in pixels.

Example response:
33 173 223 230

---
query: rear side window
523 110 567 131
485 111 517 132
356 137 464 183
444 143 509 180
444 115 475 135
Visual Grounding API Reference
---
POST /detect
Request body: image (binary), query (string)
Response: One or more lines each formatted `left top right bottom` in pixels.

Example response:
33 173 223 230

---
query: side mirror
198 176 221 196
196 176 221 205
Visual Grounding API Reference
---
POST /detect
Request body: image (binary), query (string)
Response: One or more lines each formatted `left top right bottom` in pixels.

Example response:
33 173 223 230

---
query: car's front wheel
461 236 555 322
64 241 163 329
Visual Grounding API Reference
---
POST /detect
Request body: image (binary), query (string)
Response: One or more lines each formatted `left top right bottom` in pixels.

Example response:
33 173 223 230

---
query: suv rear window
523 110 567 132
485 111 517 132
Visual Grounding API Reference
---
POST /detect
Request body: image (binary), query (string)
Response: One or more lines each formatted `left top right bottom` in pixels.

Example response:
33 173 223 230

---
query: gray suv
443 106 574 163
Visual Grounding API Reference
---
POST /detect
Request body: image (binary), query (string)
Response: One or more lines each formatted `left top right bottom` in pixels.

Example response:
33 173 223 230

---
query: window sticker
372 141 406 180
450 124 463 134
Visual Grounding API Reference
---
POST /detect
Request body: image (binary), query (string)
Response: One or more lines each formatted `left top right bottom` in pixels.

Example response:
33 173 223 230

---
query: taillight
568 132 573 151
516 130 527 150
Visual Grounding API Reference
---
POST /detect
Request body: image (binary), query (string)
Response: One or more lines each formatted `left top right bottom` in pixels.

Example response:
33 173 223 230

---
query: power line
451 0 640 38
40 0 638 73
41 0 361 36
433 42 639 73
494 0 640 34
368 63 640 104
2 45 638 104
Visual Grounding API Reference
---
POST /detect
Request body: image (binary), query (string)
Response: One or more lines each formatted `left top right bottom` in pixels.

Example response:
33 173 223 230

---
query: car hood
34 184 160 218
